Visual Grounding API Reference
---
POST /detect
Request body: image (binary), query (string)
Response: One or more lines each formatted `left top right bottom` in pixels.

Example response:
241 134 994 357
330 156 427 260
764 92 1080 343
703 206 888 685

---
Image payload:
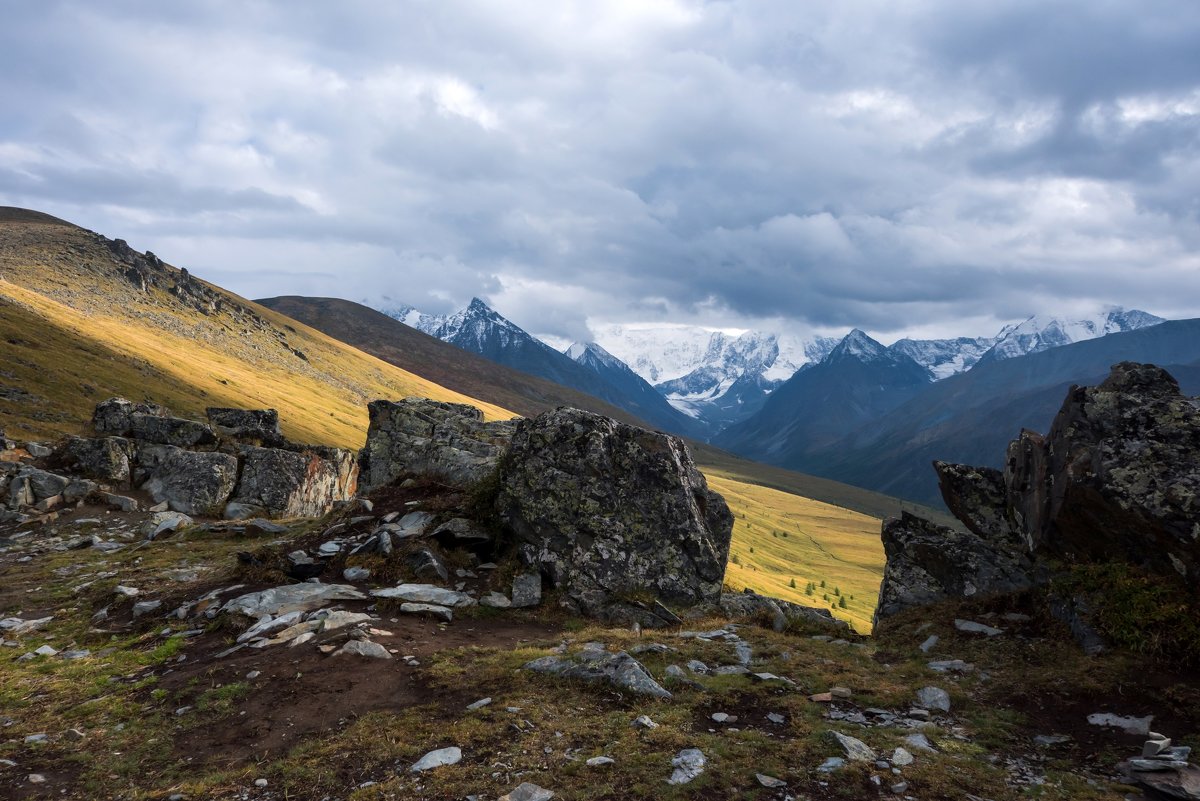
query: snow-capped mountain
975 307 1165 366
591 323 838 428
888 337 996 381
380 298 703 437
376 302 443 334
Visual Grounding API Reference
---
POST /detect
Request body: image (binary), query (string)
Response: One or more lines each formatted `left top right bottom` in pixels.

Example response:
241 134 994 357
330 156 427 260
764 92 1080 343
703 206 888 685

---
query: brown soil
165 615 562 767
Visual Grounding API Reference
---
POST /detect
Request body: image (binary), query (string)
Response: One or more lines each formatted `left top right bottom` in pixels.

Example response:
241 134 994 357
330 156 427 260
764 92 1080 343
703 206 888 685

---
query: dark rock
359 398 517 490
58 437 134 482
496 408 733 621
511 573 542 608
206 407 284 444
1048 594 1108 655
93 397 168 435
874 512 1034 626
129 413 216 448
719 590 849 633
431 517 493 547
933 462 1018 544
407 548 449 582
1007 362 1200 582
137 445 238 516
226 446 357 519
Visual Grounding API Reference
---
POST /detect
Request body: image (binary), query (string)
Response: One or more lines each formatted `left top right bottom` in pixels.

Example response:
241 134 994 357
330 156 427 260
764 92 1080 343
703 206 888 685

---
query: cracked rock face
358 398 517 490
874 512 1034 626
876 362 1200 628
227 445 357 518
496 407 733 621
137 445 238 516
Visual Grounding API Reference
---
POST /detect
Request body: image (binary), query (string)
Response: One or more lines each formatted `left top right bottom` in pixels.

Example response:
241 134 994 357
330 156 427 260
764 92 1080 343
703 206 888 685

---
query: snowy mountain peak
829 328 889 362
982 307 1165 364
566 341 631 373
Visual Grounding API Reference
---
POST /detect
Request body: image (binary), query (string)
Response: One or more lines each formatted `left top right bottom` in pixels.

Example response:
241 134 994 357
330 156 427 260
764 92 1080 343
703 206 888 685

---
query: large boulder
206 407 284 445
226 445 358 519
92 397 215 447
495 407 733 621
873 512 1034 626
1005 362 1200 582
875 362 1200 628
57 436 135 482
93 397 167 435
359 398 517 491
137 445 238 516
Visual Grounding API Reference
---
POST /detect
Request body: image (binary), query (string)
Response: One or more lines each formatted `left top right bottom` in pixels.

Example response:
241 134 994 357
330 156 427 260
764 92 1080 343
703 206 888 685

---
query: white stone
410 746 462 772
667 748 706 785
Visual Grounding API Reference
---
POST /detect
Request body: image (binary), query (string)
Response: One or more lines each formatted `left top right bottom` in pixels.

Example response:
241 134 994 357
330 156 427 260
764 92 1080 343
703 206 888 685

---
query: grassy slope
0 219 512 448
709 473 884 633
2 212 892 629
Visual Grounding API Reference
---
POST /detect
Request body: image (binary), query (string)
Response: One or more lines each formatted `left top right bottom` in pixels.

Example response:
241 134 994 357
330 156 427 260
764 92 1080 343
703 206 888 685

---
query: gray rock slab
410 746 461 772
370 584 477 608
223 584 366 617
667 748 706 785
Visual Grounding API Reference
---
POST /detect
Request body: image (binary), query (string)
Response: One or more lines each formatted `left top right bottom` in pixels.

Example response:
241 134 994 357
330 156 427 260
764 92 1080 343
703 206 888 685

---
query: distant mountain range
376 297 1189 508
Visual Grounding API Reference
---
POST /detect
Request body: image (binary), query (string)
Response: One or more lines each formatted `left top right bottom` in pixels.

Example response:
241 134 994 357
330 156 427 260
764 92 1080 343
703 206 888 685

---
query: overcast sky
1 1 1198 342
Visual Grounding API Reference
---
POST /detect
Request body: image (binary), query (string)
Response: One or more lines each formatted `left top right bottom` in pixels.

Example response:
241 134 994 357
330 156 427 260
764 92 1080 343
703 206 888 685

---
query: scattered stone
928 659 973 673
223 584 366 617
903 733 937 752
28 774 46 784
810 692 834 703
498 783 555 801
919 634 939 653
955 618 1005 636
431 517 492 547
410 746 462 772
756 773 786 788
711 712 736 724
343 566 371 582
916 686 951 713
132 600 162 618
335 640 392 659
830 731 877 762
767 713 786 724
481 591 512 609
892 747 914 766
1087 713 1153 735
466 697 492 711
24 733 48 744
399 602 453 623
830 686 853 699
586 756 615 767
1034 734 1072 747
632 715 659 730
667 748 706 785
254 778 268 788
525 651 671 699
142 511 194 540
407 548 449 582
33 645 58 657
510 572 542 608
369 583 477 608
891 781 910 794
818 757 846 773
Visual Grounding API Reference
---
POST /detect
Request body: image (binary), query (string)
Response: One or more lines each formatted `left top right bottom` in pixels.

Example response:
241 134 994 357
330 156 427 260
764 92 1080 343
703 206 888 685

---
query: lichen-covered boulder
57 436 135 482
874 512 1034 627
92 397 168 435
206 407 284 444
934 462 1019 544
495 407 733 621
226 445 358 519
359 398 517 491
137 445 237 516
1006 362 1200 582
92 397 215 447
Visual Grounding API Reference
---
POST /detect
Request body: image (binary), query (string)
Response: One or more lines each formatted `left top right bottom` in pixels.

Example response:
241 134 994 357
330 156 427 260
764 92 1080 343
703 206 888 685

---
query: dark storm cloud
0 0 1197 342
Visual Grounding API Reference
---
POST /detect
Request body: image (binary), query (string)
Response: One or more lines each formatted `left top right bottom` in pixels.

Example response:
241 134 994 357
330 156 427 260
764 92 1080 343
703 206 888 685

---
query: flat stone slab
222 584 366 617
525 651 671 699
399 602 453 623
335 640 392 659
370 584 477 608
410 746 461 772
668 748 706 785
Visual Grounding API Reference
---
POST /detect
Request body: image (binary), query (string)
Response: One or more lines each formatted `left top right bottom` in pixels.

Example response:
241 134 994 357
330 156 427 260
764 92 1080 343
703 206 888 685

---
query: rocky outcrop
495 407 733 623
720 590 850 633
137 445 238 516
1006 363 1200 581
226 445 357 519
875 363 1200 628
359 398 517 490
874 513 1034 626
93 397 215 447
57 436 135 482
206 407 284 445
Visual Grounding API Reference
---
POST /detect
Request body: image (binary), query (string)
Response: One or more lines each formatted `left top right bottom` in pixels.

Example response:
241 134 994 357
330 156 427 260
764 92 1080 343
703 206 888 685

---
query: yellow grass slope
709 472 884 633
0 218 512 447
